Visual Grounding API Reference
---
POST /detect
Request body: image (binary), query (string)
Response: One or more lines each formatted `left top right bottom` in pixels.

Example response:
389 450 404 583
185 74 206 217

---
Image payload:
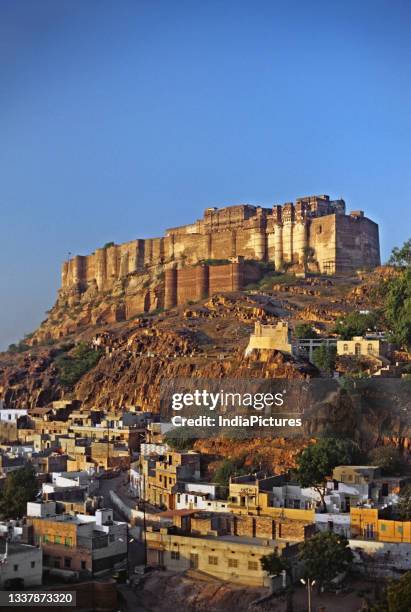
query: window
81 561 86 570
355 343 361 357
171 551 180 560
208 556 218 566
228 558 238 568
64 557 71 568
54 560 60 569
109 534 115 542
54 535 62 545
13 564 18 572
343 344 349 353
64 537 72 547
31 562 35 569
367 343 374 355
318 225 322 234
248 561 259 571
380 524 386 532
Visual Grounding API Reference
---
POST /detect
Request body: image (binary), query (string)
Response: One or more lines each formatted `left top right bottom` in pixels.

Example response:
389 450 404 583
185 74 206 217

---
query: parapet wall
60 195 381 302
165 261 261 308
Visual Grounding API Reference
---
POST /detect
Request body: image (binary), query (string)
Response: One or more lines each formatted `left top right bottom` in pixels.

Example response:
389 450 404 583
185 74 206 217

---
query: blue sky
0 0 410 350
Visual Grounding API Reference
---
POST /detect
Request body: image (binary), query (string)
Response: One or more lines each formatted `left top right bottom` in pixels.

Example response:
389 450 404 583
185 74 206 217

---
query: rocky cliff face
1 292 315 412
2 269 409 453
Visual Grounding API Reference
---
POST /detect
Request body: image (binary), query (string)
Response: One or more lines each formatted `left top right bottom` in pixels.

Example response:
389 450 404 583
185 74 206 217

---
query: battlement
60 195 380 311
165 196 346 237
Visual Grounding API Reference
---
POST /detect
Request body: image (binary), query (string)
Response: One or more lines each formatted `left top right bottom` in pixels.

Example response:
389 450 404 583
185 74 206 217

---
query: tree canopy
0 464 37 519
55 342 103 389
260 550 289 576
294 323 318 339
213 457 247 487
380 571 411 612
299 531 353 589
397 485 411 521
296 437 360 509
163 427 195 451
312 344 337 373
334 311 378 340
388 239 411 268
368 446 404 476
384 266 411 349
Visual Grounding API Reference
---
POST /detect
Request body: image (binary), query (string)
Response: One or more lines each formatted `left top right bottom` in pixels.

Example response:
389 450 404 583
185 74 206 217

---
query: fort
59 194 380 314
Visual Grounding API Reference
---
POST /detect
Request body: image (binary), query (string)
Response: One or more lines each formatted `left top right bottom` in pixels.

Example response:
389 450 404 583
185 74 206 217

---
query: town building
27 508 127 579
0 408 28 423
142 450 201 509
337 336 388 359
245 321 293 356
146 509 308 586
350 507 411 543
0 541 42 589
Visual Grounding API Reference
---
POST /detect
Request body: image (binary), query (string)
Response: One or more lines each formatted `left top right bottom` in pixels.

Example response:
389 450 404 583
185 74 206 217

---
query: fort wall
60 195 381 310
164 261 262 308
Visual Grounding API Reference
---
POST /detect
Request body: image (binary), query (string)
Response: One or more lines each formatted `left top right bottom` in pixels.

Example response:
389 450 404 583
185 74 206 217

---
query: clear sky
0 0 410 350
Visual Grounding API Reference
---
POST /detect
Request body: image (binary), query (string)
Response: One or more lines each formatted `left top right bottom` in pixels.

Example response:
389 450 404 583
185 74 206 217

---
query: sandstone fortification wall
164 260 262 308
59 194 380 315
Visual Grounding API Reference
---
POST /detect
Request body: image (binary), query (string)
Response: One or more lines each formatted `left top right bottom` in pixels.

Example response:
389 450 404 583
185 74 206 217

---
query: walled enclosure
59 195 380 314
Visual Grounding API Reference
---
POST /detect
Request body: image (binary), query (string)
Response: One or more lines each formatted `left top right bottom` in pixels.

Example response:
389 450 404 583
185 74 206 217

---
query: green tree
383 572 411 611
214 457 247 487
260 550 289 576
0 465 37 519
55 342 103 389
388 239 411 268
312 344 337 373
368 446 404 476
295 438 360 510
299 531 353 590
334 311 378 340
294 323 318 339
397 485 411 521
164 427 195 451
384 267 411 349
8 341 30 353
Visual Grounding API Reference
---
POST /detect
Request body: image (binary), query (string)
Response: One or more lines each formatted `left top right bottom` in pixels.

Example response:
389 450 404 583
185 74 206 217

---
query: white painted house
0 408 28 423
0 542 42 588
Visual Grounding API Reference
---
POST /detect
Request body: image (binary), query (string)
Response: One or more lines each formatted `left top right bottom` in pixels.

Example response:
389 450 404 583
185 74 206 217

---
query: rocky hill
2 267 409 455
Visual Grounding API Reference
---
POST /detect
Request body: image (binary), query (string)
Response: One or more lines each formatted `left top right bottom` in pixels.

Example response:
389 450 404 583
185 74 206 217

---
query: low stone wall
349 539 411 577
